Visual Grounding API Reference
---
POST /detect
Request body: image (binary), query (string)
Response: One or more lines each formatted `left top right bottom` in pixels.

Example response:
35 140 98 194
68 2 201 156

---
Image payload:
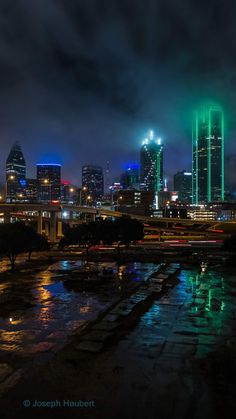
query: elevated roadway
0 203 235 241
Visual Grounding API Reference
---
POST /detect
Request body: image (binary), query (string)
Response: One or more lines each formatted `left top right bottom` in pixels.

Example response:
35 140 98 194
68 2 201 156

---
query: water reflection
132 266 233 361
0 260 232 363
0 262 158 359
0 283 8 293
200 261 207 274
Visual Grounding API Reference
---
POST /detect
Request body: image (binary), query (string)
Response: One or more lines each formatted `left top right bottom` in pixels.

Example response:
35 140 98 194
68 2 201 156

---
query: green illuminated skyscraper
192 104 224 205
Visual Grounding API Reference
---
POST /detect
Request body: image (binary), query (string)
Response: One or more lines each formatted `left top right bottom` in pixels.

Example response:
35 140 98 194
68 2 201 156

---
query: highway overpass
0 203 235 242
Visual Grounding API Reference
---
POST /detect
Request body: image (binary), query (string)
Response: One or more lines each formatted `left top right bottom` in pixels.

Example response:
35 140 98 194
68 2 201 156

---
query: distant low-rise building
117 190 154 216
61 181 78 204
188 209 217 220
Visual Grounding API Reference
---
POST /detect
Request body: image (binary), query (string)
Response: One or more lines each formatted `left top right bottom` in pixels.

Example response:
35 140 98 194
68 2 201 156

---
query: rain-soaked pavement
0 261 157 364
41 263 235 419
1 259 236 418
78 264 235 419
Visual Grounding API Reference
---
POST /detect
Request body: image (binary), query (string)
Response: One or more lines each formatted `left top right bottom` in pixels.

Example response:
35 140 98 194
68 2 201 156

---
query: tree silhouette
114 217 144 259
0 223 49 270
60 217 144 262
223 235 236 252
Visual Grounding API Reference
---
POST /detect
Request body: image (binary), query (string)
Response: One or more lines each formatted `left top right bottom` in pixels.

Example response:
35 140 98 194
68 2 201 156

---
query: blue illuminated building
120 164 139 189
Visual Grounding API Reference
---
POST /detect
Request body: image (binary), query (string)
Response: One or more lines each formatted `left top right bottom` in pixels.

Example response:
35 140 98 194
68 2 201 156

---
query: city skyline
0 2 235 190
1 4 236 418
0 117 232 197
0 107 234 191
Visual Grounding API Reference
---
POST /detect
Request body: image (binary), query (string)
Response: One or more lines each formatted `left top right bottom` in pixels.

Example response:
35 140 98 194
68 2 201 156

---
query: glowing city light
37 163 61 166
149 130 154 140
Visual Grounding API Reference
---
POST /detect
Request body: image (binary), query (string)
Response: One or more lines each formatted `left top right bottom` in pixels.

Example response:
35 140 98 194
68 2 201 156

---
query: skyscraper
174 171 192 203
105 161 110 194
82 165 104 201
120 165 139 189
37 164 61 203
140 130 163 192
192 104 224 205
25 178 38 202
6 142 26 202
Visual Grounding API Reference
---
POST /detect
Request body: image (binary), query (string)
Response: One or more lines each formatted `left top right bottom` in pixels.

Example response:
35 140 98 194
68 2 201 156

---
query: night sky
0 0 236 190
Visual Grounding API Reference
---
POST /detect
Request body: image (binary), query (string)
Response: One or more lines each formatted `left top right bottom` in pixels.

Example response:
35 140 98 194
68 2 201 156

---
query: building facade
61 181 78 204
192 104 224 205
140 130 163 192
37 164 61 203
120 165 139 190
25 178 38 202
6 143 26 202
174 171 192 203
82 165 104 201
117 189 154 216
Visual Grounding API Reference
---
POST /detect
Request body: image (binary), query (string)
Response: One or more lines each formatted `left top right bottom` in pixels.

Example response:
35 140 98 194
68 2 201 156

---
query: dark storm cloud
0 0 235 187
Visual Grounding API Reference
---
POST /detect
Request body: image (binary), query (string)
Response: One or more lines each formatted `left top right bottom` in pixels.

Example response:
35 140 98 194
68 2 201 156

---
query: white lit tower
140 130 163 193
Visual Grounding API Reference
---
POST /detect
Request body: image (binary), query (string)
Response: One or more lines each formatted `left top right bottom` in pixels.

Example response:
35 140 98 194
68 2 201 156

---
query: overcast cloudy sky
0 0 235 189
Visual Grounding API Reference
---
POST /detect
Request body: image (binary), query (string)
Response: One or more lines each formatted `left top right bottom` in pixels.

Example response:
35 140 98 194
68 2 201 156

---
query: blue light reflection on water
0 261 157 355
0 262 233 361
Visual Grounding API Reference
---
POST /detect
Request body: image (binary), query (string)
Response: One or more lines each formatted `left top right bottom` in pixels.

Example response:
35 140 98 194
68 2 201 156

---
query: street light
43 178 51 202
86 195 92 206
79 186 87 205
117 196 123 211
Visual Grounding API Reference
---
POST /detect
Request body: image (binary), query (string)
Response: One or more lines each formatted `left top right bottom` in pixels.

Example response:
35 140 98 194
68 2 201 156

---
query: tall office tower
120 165 139 189
37 164 61 203
82 165 104 201
25 178 38 202
140 130 163 192
6 142 26 202
192 104 224 205
105 161 110 194
174 171 192 203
